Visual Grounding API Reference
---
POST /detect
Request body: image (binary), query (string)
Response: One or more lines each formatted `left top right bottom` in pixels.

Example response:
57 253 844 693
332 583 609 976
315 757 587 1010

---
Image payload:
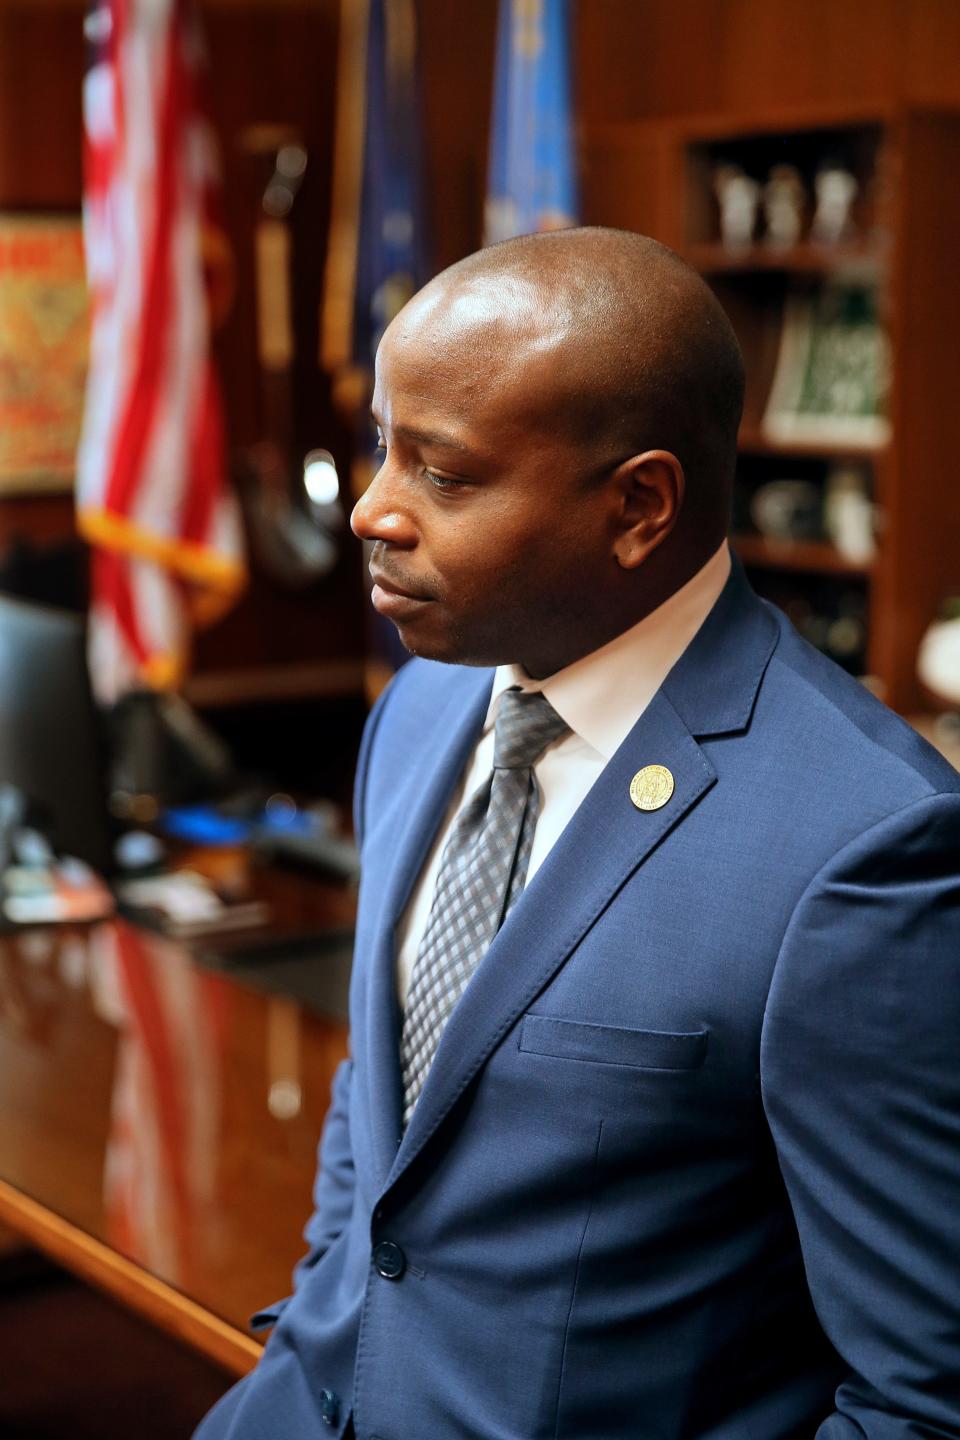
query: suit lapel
386 687 716 1190
363 667 493 1186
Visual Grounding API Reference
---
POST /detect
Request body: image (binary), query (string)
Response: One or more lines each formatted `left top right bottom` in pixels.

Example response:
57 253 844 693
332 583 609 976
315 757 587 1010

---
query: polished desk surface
0 855 354 1375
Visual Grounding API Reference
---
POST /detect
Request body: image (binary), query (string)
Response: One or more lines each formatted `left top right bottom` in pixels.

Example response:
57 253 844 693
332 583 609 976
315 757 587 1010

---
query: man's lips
368 569 430 599
369 569 435 616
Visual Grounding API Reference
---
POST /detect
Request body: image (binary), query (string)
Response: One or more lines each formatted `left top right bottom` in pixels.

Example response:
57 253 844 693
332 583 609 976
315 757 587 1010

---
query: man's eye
426 471 464 491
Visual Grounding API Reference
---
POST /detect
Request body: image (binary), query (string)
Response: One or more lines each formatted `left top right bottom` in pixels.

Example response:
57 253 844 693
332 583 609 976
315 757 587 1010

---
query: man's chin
389 617 495 669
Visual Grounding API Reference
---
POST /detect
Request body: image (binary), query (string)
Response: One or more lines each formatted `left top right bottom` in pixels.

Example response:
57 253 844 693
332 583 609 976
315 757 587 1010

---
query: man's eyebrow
371 413 475 455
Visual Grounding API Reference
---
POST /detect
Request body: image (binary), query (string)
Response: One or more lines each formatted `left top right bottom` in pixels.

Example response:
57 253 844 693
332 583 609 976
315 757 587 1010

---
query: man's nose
350 464 417 547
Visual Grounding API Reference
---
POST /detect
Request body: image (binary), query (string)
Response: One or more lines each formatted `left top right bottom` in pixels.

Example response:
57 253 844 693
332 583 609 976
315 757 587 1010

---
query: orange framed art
0 214 88 494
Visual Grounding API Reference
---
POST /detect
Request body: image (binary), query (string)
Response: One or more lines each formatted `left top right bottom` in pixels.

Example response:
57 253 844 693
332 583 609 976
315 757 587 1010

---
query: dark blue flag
352 0 426 378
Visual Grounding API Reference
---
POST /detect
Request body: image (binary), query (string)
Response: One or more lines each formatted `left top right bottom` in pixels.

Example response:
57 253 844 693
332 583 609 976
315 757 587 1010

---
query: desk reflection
0 918 349 1364
90 923 228 1287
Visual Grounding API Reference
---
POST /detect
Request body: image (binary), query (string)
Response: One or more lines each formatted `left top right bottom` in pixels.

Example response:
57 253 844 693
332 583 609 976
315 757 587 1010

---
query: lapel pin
629 765 675 812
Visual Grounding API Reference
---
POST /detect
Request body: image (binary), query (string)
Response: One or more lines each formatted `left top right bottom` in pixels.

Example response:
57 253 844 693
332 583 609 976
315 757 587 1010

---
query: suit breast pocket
518 1013 708 1070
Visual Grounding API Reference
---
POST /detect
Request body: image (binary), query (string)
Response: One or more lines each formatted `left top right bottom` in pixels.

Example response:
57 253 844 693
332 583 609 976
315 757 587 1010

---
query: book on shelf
763 283 891 447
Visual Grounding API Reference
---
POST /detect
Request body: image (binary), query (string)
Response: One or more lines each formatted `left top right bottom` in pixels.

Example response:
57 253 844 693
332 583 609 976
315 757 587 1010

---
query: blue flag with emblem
485 0 579 244
323 0 427 688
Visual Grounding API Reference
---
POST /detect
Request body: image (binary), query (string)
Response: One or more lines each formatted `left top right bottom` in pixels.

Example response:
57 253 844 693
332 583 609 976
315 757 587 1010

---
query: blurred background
0 2 959 1435
1 0 959 745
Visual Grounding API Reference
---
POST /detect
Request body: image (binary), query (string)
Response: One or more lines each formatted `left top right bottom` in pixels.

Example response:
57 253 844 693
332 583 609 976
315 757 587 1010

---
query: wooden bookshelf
736 425 884 462
584 104 960 711
683 242 883 280
732 534 873 577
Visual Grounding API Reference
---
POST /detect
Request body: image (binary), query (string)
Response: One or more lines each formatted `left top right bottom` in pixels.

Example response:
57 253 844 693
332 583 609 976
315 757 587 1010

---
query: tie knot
493 689 569 770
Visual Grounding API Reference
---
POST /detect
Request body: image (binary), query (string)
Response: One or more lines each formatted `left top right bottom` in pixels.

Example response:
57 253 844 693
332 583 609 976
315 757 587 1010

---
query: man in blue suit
197 229 960 1439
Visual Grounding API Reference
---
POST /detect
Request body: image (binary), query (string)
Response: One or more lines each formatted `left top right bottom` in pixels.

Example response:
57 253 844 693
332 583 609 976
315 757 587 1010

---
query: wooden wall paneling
0 496 76 547
580 122 678 242
902 0 960 106
878 109 960 712
417 0 497 270
573 0 960 126
714 0 905 117
0 5 85 208
575 0 726 125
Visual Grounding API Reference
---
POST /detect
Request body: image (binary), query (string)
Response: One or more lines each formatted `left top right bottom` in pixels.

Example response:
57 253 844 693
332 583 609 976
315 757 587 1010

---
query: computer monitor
0 594 113 873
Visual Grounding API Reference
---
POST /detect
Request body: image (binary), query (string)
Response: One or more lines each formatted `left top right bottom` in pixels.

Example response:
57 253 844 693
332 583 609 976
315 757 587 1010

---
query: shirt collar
487 540 732 760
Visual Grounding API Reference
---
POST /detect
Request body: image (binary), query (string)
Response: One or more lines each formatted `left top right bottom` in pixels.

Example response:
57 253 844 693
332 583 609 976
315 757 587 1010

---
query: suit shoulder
366 658 492 753
379 656 489 712
763 617 960 799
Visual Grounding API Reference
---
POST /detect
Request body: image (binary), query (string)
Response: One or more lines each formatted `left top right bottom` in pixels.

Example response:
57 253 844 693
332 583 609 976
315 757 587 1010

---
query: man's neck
519 538 731 682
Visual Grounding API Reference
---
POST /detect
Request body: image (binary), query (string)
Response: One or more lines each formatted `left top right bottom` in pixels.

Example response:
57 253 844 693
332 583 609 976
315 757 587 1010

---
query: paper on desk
115 870 270 936
3 857 116 924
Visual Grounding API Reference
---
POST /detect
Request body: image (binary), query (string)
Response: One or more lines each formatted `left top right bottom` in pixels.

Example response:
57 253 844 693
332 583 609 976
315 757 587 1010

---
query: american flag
77 0 245 705
89 921 227 1283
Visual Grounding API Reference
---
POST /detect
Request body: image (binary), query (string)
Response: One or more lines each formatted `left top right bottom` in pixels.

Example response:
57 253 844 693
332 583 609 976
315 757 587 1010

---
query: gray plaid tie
400 689 570 1125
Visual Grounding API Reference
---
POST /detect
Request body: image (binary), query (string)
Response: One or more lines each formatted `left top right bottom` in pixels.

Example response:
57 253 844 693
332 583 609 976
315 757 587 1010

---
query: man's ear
611 450 685 570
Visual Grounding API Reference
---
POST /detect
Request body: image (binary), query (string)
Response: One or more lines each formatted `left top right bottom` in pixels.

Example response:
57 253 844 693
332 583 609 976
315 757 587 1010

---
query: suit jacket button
319 1389 339 1426
373 1239 406 1279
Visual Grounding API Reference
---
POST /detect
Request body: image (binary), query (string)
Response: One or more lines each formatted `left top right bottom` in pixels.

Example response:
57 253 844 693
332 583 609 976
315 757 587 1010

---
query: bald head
394 227 744 539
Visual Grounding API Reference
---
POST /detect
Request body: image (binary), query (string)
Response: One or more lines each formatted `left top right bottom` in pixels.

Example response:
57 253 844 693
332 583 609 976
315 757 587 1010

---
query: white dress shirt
396 541 732 1001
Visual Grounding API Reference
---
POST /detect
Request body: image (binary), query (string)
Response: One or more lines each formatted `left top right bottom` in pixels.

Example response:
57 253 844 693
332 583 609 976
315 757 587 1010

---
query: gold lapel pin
629 765 675 812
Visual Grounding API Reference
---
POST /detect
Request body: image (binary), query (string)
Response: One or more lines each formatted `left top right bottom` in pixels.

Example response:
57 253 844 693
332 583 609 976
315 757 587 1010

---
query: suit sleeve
292 1055 355 1288
291 673 402 1289
761 790 960 1437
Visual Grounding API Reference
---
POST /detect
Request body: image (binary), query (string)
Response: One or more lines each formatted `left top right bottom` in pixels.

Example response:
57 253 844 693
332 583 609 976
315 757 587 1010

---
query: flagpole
320 0 370 416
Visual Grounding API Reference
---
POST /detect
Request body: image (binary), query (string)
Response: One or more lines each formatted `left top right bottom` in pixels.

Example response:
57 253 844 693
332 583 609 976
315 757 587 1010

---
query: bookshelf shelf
736 426 885 462
732 534 873 578
585 103 960 710
684 243 882 279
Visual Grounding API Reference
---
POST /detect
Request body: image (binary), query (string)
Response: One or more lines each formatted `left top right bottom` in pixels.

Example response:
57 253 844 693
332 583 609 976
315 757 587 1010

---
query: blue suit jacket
198 562 960 1440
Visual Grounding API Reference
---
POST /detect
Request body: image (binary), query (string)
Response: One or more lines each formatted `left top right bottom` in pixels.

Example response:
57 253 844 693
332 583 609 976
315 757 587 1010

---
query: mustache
368 546 442 602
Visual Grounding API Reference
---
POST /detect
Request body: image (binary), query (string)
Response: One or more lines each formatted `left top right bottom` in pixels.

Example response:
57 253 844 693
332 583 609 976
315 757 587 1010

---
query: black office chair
0 593 112 873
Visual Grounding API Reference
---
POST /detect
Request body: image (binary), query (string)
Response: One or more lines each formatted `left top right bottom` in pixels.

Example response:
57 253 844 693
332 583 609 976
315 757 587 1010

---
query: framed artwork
0 214 89 494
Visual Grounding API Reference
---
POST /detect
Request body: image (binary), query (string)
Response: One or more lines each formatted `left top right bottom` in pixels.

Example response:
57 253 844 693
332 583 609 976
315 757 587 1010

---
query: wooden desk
0 873 352 1378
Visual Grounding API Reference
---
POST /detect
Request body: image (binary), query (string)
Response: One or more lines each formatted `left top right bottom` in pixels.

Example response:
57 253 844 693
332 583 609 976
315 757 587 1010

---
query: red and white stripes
77 0 244 704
